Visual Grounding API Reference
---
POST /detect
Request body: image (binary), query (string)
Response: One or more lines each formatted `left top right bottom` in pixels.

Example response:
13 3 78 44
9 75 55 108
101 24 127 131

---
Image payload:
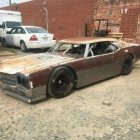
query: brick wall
120 7 140 39
94 0 140 39
1 0 94 39
1 0 140 40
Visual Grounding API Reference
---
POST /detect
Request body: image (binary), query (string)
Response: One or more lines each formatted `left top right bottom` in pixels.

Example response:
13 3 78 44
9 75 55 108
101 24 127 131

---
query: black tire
121 55 133 75
48 66 75 98
2 39 8 47
20 41 27 52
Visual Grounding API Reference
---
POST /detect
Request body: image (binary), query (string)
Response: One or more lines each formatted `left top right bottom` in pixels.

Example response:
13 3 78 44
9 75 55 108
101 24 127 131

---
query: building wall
1 0 140 40
120 7 140 39
1 0 94 39
94 0 140 39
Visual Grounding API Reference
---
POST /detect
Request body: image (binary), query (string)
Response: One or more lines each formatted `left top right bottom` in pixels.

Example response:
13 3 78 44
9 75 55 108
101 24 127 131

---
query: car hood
0 53 75 75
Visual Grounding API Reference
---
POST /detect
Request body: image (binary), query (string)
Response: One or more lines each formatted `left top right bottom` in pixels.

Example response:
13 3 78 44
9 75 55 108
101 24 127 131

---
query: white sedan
2 26 56 52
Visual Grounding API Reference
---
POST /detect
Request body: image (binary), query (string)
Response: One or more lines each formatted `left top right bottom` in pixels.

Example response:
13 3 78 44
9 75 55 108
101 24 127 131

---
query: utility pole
43 1 48 31
9 0 12 7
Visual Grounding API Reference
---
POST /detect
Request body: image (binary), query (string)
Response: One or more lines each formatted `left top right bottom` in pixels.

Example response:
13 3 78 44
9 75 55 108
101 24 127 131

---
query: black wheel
2 39 8 47
48 66 75 98
20 41 27 52
121 55 133 75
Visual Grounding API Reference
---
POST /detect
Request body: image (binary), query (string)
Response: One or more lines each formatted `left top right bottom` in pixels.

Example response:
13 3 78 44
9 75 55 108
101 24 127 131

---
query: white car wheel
2 39 8 47
20 41 27 52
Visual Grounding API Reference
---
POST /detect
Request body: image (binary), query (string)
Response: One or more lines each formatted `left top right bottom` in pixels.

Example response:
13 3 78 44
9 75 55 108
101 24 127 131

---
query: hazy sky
0 0 32 8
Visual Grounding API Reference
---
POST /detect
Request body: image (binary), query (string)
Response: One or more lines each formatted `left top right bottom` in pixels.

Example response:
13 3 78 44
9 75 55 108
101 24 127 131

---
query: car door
76 41 117 87
13 27 26 47
6 27 17 46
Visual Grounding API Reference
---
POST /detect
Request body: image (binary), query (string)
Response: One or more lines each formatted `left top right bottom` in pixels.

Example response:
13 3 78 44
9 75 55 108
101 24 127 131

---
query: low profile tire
48 66 75 98
121 55 133 75
20 41 27 52
2 39 8 47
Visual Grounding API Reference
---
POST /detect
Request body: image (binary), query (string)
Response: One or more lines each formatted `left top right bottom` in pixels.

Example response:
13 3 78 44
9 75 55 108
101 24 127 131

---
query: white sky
0 0 32 8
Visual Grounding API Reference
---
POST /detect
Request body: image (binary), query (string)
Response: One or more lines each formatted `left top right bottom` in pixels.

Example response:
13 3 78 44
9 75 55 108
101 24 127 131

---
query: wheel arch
1 38 8 47
121 53 134 75
64 65 78 86
20 39 25 44
128 53 135 60
1 37 6 44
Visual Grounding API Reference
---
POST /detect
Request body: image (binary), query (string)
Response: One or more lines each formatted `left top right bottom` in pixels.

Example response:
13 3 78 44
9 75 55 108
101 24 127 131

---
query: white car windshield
26 27 48 33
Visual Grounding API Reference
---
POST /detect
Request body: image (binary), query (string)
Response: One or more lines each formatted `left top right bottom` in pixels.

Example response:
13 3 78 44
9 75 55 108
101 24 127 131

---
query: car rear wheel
2 39 8 47
121 55 133 75
48 66 75 98
20 41 27 52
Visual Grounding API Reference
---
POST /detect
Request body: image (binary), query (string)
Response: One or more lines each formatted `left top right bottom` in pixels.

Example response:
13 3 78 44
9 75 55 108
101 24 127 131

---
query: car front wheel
121 55 133 75
20 41 27 52
2 39 8 47
48 66 75 98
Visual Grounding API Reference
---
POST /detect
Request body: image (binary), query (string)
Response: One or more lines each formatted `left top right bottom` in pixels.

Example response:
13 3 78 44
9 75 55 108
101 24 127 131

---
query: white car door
6 27 17 46
13 27 26 47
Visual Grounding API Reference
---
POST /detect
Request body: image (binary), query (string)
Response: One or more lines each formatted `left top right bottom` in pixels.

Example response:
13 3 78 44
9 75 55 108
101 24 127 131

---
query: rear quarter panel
125 45 140 60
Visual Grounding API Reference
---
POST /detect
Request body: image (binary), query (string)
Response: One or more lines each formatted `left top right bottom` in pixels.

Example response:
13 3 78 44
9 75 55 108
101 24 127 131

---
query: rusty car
0 37 140 103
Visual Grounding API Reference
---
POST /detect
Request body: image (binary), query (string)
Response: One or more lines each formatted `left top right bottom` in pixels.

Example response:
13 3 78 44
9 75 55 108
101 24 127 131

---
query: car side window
66 44 86 56
111 42 120 50
15 27 26 34
88 41 119 56
10 28 17 34
87 43 96 57
21 28 26 34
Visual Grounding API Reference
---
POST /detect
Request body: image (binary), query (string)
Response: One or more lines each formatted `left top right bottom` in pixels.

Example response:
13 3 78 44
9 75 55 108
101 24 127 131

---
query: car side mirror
6 31 10 34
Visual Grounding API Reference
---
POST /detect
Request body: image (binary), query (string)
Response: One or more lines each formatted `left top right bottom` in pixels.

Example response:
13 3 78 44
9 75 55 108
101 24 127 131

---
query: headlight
16 73 33 89
28 81 33 89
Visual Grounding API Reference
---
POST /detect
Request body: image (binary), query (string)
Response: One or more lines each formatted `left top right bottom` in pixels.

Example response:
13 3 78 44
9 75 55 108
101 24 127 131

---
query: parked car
1 26 56 52
0 37 140 103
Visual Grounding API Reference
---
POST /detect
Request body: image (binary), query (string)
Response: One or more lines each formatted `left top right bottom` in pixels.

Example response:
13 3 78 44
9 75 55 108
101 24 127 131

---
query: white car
2 26 56 52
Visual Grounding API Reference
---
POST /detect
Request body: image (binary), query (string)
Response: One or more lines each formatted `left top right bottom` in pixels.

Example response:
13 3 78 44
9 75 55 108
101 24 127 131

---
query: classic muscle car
0 37 140 103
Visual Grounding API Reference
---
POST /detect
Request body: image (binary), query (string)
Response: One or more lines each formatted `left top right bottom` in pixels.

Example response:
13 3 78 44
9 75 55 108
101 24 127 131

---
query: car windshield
48 42 86 56
6 21 21 28
26 27 48 33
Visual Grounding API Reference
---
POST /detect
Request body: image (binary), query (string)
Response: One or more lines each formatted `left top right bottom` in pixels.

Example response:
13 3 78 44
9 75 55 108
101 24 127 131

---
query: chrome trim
0 81 47 103
5 90 46 103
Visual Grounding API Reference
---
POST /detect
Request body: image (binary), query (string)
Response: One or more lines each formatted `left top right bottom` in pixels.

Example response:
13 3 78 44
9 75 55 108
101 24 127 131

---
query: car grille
0 73 16 86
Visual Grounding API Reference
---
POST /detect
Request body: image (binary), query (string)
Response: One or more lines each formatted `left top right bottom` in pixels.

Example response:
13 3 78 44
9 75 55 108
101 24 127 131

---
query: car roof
59 37 118 44
15 26 42 28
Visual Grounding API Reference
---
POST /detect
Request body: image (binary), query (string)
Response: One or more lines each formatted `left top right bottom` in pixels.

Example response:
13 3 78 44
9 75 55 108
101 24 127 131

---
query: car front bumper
0 81 47 103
